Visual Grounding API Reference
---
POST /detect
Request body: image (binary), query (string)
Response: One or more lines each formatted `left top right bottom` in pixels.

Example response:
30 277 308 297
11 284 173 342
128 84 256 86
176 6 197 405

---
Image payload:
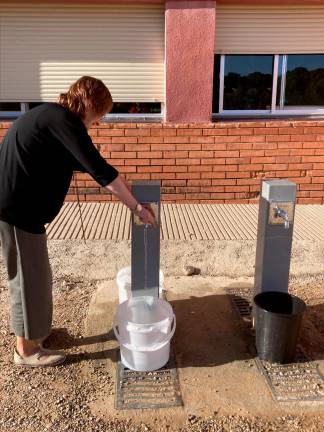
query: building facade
1 0 324 203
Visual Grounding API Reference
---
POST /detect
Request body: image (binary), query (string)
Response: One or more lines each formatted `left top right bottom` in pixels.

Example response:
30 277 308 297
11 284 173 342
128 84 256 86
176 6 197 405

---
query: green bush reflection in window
223 55 273 110
284 55 324 107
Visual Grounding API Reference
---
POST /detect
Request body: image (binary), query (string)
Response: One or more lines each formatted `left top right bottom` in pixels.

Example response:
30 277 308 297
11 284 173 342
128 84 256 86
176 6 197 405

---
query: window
0 102 162 120
213 54 324 117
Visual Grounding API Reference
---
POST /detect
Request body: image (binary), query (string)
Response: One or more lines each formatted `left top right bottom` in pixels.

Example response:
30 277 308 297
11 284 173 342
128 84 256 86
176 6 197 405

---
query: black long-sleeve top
0 103 118 233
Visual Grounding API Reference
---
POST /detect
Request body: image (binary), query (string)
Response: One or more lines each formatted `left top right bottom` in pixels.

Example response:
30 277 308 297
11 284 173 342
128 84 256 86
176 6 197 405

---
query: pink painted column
165 1 216 122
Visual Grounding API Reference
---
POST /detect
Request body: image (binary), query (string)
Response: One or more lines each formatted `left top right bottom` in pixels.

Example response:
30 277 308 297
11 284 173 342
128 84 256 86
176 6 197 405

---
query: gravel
0 247 324 431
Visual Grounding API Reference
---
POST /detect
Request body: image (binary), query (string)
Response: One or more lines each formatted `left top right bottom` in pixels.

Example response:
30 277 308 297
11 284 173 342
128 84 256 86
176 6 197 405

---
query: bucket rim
253 291 306 316
116 296 173 327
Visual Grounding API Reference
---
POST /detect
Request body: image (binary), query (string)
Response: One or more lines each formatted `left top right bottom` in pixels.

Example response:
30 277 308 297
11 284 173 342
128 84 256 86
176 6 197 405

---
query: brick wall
1 119 324 204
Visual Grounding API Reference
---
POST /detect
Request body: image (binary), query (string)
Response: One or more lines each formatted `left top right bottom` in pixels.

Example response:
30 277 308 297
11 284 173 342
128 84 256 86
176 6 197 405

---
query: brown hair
58 76 113 120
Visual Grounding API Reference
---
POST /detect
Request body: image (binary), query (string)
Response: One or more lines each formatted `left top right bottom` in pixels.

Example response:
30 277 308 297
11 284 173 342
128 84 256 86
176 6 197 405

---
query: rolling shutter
215 5 324 54
0 3 165 102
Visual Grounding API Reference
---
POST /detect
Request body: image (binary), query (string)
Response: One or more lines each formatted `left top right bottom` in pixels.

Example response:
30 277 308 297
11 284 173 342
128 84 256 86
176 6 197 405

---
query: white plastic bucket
113 296 176 371
116 266 164 303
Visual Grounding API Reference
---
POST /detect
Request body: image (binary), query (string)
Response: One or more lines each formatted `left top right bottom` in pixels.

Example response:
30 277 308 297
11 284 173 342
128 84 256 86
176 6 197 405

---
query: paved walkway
46 203 324 241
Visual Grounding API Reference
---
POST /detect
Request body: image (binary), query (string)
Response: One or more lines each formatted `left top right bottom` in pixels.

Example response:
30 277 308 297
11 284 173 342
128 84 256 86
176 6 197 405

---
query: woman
0 76 156 367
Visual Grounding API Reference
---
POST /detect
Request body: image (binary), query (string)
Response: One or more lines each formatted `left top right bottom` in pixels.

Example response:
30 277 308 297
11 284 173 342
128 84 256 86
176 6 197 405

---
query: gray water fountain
254 179 297 295
131 180 161 298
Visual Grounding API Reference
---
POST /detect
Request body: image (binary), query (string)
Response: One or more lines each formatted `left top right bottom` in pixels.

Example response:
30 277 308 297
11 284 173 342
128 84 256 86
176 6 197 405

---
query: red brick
163 194 186 200
152 158 175 165
163 151 188 158
190 136 214 143
228 128 254 135
111 151 136 159
226 172 250 179
109 159 125 166
186 193 211 200
117 166 137 173
278 142 302 149
239 164 263 171
202 143 227 151
125 143 150 151
112 137 137 144
289 163 313 170
241 135 266 143
189 165 213 172
177 143 201 151
138 166 162 173
213 164 237 171
205 186 225 192
312 176 324 183
240 150 264 157
98 129 124 136
151 143 176 151
315 149 324 155
201 172 225 179
162 180 187 187
127 173 151 180
151 129 176 137
187 179 211 186
265 149 290 156
176 187 200 193
252 143 277 150
227 157 251 164
266 135 291 142
298 198 322 204
214 135 241 143
262 163 288 171
176 172 200 179
304 127 324 134
300 184 323 190
136 123 162 129
108 143 124 151
275 170 301 177
302 156 324 163
314 163 324 169
279 127 304 135
138 137 163 144
215 150 240 157
254 127 278 135
163 165 187 172
177 129 202 136
163 123 189 128
236 178 260 185
276 156 301 163
164 137 190 144
303 141 324 148
225 186 247 192
92 137 112 144
203 129 228 136
291 134 318 141
125 129 150 137
226 143 253 151
310 191 324 197
289 149 315 156
212 179 236 185
210 193 235 199
152 173 176 179
251 157 275 164
189 151 213 158
137 151 162 158
125 159 150 166
176 158 200 165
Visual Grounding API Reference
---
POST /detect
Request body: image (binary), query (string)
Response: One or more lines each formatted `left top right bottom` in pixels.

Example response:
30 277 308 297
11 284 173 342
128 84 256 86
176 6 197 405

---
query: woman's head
58 76 113 121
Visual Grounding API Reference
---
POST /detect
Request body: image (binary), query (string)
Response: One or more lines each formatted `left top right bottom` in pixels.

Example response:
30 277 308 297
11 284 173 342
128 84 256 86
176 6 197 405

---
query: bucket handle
113 314 176 352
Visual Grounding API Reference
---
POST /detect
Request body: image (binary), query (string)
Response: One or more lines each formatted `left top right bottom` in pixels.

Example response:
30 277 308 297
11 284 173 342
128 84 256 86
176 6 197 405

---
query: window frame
0 103 164 122
213 54 324 118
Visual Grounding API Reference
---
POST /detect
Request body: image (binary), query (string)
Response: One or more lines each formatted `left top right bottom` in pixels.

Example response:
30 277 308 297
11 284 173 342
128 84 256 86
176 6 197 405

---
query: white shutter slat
0 4 165 102
216 5 324 54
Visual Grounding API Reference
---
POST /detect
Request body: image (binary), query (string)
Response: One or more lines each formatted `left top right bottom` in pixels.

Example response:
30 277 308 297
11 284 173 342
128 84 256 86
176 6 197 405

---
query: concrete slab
83 276 324 430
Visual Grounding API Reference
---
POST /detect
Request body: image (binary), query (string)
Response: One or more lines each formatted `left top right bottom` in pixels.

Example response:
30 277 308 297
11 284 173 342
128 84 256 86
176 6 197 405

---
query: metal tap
274 205 290 229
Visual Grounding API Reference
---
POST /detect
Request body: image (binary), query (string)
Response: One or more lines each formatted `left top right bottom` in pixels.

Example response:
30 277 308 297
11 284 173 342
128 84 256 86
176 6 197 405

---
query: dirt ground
0 239 323 431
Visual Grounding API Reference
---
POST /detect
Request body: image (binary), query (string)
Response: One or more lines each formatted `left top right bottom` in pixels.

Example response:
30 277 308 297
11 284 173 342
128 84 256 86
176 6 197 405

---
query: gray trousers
0 221 52 340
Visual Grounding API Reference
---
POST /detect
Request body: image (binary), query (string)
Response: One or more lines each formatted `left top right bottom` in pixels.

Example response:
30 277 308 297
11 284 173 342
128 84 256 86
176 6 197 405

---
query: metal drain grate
255 348 324 402
115 348 183 410
227 287 324 403
227 287 252 321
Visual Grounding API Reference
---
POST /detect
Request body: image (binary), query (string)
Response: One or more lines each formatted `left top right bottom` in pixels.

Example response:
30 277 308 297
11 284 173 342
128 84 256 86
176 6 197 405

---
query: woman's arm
105 175 157 227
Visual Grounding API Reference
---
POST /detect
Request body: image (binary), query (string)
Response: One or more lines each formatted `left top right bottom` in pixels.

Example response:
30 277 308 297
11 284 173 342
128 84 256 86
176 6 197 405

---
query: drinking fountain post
254 179 297 296
131 180 161 298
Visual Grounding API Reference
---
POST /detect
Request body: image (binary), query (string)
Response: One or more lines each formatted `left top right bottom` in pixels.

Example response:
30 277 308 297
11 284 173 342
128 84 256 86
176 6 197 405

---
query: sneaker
14 347 66 367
